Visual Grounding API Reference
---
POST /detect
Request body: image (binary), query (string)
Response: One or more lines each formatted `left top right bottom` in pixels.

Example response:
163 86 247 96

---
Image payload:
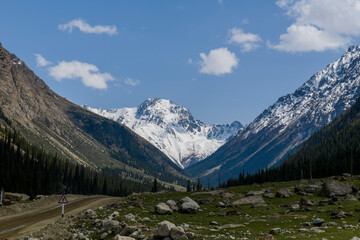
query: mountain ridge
83 98 242 168
186 45 360 185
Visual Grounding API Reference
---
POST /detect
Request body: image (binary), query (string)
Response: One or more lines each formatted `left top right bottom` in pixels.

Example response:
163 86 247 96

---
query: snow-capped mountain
186 45 360 183
83 98 242 169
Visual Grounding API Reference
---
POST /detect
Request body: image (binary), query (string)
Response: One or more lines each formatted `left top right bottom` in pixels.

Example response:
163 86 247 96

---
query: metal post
0 188 4 206
62 203 64 217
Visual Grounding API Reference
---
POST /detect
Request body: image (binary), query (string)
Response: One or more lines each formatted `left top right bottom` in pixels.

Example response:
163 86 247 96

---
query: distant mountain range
0 43 188 186
84 98 242 168
186 45 360 185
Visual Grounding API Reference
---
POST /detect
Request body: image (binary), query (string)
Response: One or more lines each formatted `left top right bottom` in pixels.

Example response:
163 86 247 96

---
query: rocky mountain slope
84 98 242 168
186 45 360 184
0 43 188 185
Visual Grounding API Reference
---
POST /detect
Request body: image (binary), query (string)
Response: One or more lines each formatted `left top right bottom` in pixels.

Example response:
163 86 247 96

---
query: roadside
0 194 119 239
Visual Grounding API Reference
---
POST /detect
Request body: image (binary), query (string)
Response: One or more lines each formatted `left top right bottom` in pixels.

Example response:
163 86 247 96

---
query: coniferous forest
225 97 360 188
0 126 172 198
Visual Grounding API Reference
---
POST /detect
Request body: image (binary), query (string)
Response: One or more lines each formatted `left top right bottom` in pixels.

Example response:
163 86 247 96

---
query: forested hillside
0 126 173 198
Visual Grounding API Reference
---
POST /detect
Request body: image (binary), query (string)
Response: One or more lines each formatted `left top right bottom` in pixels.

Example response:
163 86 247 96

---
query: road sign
0 188 4 206
58 194 68 218
58 194 68 204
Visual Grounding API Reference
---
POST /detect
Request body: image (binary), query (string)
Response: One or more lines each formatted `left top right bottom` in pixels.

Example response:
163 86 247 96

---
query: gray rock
216 202 226 207
196 198 214 205
156 220 176 238
304 184 322 193
185 232 195 239
210 221 218 225
112 235 136 240
102 219 120 232
246 190 264 196
263 193 275 199
120 226 137 236
311 218 324 226
85 209 97 219
320 180 354 197
166 200 178 211
269 228 281 234
170 226 187 240
178 197 200 214
100 233 108 240
142 217 151 222
276 188 294 198
155 202 173 214
231 195 266 207
124 213 136 220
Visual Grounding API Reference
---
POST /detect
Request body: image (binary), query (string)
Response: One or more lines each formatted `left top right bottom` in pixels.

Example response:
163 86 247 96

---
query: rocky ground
20 174 360 240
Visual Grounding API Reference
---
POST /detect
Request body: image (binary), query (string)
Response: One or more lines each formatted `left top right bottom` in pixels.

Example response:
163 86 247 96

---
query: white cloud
218 0 223 4
48 61 114 89
273 0 360 52
58 19 118 35
271 24 349 52
228 27 262 52
188 58 193 64
34 54 51 67
199 47 238 76
124 78 140 86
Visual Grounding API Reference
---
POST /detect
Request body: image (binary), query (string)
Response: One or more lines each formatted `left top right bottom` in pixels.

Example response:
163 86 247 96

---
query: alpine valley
186 45 360 185
83 98 243 169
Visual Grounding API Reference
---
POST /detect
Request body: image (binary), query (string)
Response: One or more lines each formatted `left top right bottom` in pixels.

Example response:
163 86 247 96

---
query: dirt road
0 195 118 239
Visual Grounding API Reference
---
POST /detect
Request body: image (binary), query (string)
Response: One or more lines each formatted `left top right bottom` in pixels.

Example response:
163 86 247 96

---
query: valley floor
4 175 360 240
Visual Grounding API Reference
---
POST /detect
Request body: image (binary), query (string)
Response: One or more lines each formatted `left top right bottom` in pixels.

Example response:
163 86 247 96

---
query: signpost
58 194 68 217
0 188 4 206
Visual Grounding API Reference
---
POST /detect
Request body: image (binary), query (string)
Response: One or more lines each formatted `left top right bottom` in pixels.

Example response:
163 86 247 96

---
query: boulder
155 202 173 214
263 193 275 199
196 198 214 205
178 197 200 214
269 228 281 234
276 188 294 198
156 220 176 238
102 219 120 232
166 200 178 211
311 218 324 226
216 202 226 208
120 226 137 236
170 226 187 240
299 197 313 207
320 180 353 197
231 195 266 207
246 190 264 196
112 235 135 240
303 184 322 193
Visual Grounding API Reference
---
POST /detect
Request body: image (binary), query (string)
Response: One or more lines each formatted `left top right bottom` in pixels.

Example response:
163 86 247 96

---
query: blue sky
1 0 360 124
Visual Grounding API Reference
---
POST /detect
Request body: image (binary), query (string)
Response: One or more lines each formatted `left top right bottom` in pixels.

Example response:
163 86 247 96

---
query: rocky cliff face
186 46 360 184
84 98 242 168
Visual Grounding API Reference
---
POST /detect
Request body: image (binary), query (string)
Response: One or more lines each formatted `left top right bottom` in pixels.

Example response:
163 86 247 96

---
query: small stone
210 221 218 225
311 218 324 226
269 228 281 234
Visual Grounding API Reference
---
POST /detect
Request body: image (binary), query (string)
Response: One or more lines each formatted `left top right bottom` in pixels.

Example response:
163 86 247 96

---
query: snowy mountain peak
83 98 242 169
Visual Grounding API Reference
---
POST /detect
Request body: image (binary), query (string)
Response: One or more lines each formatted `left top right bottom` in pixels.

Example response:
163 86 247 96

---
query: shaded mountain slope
0 43 188 185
